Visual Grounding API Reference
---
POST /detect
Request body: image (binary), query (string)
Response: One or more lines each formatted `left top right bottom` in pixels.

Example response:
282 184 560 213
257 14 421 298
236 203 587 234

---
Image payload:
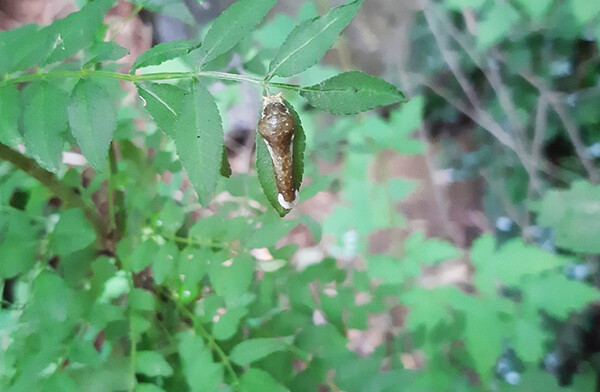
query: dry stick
426 6 541 192
398 72 462 247
505 67 600 184
0 142 109 241
434 5 599 185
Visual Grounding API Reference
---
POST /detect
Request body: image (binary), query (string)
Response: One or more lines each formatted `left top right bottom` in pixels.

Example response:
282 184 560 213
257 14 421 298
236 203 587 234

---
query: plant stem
162 288 240 387
0 142 109 241
1 69 324 93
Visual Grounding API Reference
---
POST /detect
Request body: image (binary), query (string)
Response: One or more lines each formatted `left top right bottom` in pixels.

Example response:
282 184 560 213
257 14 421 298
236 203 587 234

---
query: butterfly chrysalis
257 93 298 209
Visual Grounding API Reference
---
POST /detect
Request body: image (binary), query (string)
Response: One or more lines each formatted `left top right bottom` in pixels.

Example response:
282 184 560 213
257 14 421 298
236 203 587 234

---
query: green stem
1 69 319 93
128 299 137 392
161 288 240 387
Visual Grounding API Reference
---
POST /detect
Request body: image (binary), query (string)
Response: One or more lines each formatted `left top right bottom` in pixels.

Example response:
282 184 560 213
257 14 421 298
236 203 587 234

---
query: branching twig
0 142 109 241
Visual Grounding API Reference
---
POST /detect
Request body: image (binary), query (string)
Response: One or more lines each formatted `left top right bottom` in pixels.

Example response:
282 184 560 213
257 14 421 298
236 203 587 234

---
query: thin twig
505 67 599 184
0 141 109 241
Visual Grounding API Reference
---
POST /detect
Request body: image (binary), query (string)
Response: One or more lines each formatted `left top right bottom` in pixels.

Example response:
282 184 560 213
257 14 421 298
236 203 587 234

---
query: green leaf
212 306 247 340
137 82 186 138
152 241 178 284
84 41 129 66
131 40 199 74
463 301 504 383
513 0 552 19
444 0 485 11
68 78 117 172
240 368 290 392
50 209 97 256
267 0 363 78
129 288 155 312
173 81 224 206
135 351 173 377
0 24 38 73
477 3 520 49
256 99 305 216
300 71 406 114
0 85 22 147
45 0 115 65
538 181 600 253
208 254 254 303
127 239 160 273
524 275 599 319
571 0 600 24
0 209 38 279
178 332 223 392
22 82 69 172
136 384 166 392
195 0 278 67
230 337 293 365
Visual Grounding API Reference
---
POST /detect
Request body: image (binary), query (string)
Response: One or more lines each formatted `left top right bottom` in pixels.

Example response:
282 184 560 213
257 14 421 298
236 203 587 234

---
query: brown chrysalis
257 93 298 209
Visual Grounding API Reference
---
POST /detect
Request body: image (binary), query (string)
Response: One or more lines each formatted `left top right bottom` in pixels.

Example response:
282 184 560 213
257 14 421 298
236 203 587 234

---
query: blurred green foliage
0 0 599 391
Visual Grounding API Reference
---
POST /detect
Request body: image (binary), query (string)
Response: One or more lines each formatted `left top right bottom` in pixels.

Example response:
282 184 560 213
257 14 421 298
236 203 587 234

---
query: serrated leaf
0 85 21 147
196 0 278 67
208 254 254 304
0 209 38 279
172 83 223 205
212 306 247 340
22 82 68 172
68 78 117 172
525 275 599 319
136 384 166 392
135 351 173 377
300 71 406 114
240 368 290 392
131 40 199 74
45 0 115 65
463 301 504 383
178 331 224 392
0 23 38 74
267 0 363 78
256 99 305 216
137 82 186 138
230 337 293 365
50 209 97 256
538 181 600 253
84 41 129 66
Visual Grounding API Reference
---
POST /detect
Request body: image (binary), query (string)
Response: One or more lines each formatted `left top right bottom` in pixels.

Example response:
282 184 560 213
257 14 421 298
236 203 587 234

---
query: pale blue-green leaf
525 275 599 319
230 337 293 365
178 331 224 392
300 71 406 114
538 181 600 253
196 0 278 67
212 306 247 340
50 209 96 256
0 209 38 279
571 0 600 25
22 82 68 172
173 81 224 205
68 78 117 172
131 40 199 74
477 3 519 49
0 85 21 147
135 351 173 377
240 368 290 392
267 0 363 78
208 254 254 303
0 24 38 73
